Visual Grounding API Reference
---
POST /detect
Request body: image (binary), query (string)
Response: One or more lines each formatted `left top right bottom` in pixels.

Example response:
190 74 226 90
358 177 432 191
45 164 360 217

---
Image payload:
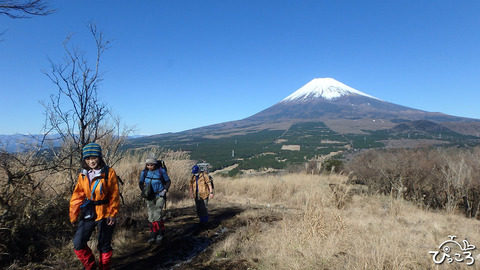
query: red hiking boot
74 246 96 270
99 250 112 270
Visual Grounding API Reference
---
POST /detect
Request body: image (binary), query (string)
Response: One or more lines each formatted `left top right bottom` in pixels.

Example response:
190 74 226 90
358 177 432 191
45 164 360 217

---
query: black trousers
73 218 115 253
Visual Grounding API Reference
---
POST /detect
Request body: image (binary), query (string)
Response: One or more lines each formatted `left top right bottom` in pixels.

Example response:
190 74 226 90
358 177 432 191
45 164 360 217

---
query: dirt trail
113 203 268 270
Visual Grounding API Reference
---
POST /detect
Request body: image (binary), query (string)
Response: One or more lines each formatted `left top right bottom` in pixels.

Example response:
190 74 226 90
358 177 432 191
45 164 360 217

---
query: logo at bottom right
429 235 476 266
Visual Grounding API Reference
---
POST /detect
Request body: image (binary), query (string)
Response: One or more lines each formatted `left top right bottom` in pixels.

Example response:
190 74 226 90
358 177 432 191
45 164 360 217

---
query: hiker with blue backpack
139 157 171 244
69 142 120 270
189 164 214 227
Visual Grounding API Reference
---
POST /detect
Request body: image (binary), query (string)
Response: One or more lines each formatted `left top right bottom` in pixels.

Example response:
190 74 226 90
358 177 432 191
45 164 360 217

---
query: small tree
42 23 132 189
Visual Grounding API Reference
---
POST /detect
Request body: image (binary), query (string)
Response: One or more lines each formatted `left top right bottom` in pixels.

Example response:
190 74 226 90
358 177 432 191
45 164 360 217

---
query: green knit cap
82 142 102 159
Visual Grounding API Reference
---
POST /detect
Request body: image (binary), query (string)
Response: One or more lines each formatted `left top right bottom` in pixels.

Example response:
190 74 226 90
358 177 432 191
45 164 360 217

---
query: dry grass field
3 149 480 269
206 174 480 270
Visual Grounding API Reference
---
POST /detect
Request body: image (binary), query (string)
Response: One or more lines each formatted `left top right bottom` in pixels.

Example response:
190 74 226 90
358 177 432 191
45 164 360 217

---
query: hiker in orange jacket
69 142 120 270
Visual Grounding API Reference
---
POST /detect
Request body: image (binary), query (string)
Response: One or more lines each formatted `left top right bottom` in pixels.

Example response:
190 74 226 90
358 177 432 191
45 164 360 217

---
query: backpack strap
91 178 108 205
95 165 123 205
101 166 110 182
117 175 124 185
144 169 166 182
91 179 100 199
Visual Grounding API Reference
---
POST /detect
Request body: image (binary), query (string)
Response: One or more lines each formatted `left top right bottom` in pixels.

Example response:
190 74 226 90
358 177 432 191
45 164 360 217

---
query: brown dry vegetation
346 147 480 216
2 147 480 269
209 174 480 270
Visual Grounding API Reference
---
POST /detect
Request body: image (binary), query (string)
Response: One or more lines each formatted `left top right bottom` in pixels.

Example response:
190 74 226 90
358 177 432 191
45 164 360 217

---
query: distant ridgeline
1 134 146 153
0 134 62 153
125 120 480 173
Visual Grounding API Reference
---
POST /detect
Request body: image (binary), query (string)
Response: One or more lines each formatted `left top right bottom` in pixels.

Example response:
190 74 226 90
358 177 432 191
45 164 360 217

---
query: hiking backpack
196 163 214 189
157 159 168 173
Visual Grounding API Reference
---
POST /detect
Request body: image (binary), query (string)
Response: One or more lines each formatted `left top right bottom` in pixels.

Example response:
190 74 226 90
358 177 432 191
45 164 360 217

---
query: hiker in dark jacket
139 157 171 243
70 142 120 270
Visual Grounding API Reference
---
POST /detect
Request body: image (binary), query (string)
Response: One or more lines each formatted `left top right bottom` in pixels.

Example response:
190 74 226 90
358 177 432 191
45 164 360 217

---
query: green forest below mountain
125 121 480 175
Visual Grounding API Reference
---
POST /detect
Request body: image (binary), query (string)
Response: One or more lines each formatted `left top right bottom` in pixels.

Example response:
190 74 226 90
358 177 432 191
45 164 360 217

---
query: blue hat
192 165 199 174
82 143 102 159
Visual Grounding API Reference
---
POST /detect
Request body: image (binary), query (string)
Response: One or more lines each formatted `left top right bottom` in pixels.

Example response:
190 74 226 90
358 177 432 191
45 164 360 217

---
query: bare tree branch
0 0 54 18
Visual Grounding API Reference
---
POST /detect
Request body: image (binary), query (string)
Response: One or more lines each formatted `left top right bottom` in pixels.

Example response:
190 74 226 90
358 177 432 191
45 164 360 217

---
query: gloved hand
158 189 167 197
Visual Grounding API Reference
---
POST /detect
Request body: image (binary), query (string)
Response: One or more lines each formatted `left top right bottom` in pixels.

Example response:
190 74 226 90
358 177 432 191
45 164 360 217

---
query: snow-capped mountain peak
282 77 380 102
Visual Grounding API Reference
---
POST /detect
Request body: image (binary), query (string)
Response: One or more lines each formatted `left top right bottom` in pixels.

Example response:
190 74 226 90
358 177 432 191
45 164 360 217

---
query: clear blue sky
1 0 479 135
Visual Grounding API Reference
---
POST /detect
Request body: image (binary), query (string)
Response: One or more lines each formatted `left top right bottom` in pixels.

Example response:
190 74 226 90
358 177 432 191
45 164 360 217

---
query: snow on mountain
281 77 380 102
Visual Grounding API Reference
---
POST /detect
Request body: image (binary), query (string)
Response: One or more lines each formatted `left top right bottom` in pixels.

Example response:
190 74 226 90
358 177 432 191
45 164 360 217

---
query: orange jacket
69 166 120 223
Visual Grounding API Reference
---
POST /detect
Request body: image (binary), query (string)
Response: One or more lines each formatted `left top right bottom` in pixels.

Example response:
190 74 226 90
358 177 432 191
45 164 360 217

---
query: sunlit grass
206 173 480 270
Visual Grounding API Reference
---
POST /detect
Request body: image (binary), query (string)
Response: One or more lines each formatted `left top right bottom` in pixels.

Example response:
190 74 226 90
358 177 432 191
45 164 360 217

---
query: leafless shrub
345 147 480 216
437 147 480 217
0 137 71 267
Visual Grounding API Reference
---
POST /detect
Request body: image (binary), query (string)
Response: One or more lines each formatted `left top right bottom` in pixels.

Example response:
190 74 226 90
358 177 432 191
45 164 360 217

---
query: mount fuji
128 77 480 169
133 77 480 145
241 77 480 135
